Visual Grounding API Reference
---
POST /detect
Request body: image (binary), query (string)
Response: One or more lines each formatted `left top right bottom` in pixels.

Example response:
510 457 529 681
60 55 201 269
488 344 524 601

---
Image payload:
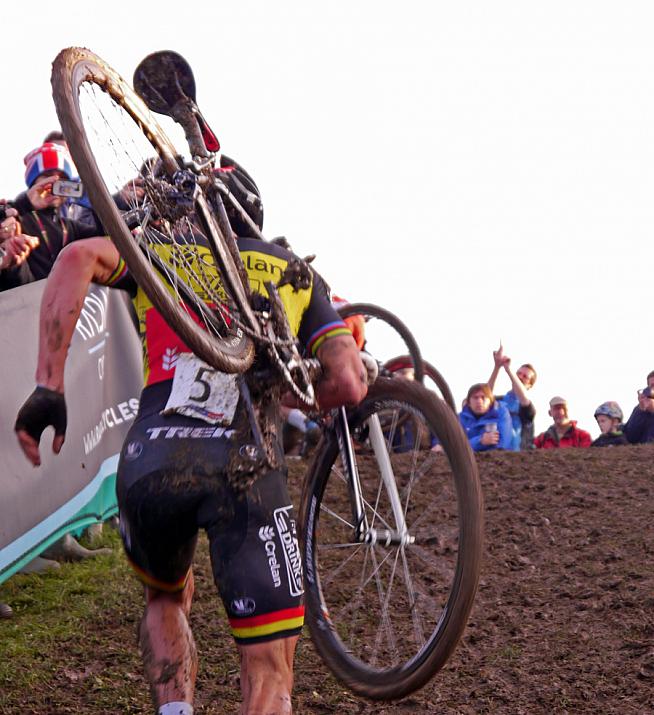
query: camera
52 180 84 199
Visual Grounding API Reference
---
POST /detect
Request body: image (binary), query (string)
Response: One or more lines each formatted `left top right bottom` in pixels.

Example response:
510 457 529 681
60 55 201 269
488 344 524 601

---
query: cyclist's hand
15 387 67 467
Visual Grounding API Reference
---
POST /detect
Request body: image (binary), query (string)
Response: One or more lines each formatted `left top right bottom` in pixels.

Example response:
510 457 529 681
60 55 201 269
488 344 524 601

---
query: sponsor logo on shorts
258 510 303 596
274 506 304 597
145 426 235 440
259 525 282 588
231 597 256 616
124 441 143 461
259 526 275 542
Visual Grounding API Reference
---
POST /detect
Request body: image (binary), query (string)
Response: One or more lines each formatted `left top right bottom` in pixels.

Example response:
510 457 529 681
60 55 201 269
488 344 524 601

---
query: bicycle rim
336 302 425 383
51 47 254 373
301 378 483 699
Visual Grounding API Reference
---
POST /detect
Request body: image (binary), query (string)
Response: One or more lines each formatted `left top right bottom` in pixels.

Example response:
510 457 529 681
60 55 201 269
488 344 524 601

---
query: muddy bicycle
51 47 483 700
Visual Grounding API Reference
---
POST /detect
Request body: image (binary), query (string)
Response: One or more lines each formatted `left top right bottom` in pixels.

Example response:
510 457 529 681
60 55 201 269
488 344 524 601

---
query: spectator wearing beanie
0 143 99 290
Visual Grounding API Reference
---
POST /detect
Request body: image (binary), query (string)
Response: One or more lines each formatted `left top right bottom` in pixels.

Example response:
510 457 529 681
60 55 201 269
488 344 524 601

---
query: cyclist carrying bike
14 221 367 714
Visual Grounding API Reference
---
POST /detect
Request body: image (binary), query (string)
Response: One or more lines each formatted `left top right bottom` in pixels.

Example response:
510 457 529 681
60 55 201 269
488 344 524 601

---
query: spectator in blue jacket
623 385 654 444
459 383 513 452
487 343 537 451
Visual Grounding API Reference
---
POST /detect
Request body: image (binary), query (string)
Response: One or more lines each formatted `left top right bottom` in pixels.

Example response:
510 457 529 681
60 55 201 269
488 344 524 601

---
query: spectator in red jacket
534 396 591 449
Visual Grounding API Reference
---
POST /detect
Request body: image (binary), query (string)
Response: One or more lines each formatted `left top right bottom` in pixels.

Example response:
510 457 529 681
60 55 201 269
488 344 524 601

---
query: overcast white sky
2 1 653 437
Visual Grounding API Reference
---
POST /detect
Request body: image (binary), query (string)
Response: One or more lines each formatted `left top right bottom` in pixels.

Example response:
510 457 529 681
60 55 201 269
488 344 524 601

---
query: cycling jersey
108 234 349 386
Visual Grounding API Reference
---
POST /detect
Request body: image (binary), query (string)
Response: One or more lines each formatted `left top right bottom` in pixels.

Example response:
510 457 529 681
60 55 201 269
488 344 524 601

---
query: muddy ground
2 444 653 714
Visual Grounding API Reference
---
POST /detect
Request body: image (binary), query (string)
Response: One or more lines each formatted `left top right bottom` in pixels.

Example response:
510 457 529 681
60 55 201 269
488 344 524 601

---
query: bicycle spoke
399 546 426 647
78 82 236 339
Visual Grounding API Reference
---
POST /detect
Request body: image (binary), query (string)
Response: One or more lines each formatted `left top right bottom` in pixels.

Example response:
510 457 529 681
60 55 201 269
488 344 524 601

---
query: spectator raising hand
487 342 537 451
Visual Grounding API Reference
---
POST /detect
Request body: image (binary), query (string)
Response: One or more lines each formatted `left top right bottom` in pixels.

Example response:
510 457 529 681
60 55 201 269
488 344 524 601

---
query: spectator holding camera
459 383 513 452
0 142 98 291
534 396 591 449
623 381 654 444
591 401 628 447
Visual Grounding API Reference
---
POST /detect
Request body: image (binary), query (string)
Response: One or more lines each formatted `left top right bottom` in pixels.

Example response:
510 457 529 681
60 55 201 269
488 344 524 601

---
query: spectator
488 343 537 451
0 142 98 291
534 396 591 448
623 385 654 444
41 130 99 230
591 401 628 447
459 383 513 452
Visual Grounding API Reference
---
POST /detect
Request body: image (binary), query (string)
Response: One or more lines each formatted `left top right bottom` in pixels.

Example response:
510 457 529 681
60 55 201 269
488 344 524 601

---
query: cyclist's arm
315 334 368 411
34 238 121 391
16 238 122 466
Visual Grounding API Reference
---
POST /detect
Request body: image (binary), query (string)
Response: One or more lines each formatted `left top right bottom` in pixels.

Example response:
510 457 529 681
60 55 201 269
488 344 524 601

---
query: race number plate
162 353 240 425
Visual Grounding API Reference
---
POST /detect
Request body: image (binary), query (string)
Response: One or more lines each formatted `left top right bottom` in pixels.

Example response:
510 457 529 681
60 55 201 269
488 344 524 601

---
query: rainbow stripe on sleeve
307 321 352 355
105 256 128 286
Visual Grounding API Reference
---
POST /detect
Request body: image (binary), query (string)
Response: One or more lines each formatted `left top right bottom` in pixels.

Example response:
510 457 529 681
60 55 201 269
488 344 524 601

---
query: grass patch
0 527 143 710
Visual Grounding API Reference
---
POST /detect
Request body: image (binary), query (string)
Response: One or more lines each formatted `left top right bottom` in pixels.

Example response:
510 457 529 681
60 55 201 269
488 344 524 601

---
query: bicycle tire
300 377 483 700
51 47 255 374
335 302 425 383
384 355 457 412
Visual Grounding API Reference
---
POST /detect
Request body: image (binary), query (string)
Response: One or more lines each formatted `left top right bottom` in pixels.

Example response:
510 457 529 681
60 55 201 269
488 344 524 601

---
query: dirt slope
2 445 653 714
286 445 654 714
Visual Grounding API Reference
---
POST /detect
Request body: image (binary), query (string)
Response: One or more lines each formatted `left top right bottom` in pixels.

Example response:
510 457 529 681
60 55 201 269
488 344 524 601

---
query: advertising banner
0 282 142 583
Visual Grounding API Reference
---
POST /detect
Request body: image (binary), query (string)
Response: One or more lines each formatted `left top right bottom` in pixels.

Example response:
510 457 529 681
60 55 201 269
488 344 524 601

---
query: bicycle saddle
133 50 220 152
133 50 197 113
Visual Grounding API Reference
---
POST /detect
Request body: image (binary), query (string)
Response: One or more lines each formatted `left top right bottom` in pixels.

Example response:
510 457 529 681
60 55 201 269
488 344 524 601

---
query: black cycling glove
15 386 67 442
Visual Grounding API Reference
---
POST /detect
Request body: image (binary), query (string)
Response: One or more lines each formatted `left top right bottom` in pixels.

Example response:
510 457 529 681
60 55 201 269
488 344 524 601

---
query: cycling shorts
116 408 304 645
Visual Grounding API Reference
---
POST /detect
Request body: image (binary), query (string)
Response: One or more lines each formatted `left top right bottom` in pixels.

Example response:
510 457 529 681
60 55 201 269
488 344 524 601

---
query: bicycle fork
335 407 414 547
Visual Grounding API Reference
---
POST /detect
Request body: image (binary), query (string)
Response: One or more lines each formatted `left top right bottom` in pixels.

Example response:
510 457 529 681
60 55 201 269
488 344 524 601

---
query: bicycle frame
334 406 414 548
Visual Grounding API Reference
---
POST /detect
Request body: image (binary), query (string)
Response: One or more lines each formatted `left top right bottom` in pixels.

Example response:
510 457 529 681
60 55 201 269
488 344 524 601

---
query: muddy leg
139 570 197 709
237 635 298 715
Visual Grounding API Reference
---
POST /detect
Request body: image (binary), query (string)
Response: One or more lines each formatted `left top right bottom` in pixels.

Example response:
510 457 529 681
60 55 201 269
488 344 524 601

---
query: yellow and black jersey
107 235 350 386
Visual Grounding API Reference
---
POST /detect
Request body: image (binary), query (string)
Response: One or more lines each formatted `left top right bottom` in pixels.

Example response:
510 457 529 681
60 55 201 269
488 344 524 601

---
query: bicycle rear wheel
51 47 254 373
300 377 483 699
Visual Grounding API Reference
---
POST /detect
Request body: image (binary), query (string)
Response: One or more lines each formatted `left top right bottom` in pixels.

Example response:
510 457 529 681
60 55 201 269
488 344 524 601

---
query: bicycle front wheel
51 47 254 374
300 377 483 700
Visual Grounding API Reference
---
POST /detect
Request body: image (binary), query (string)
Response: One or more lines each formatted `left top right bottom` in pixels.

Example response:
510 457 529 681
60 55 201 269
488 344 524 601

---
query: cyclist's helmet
594 401 623 422
216 154 264 238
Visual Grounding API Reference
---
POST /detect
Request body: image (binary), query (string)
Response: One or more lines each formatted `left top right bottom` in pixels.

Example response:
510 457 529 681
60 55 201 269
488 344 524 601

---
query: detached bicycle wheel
300 378 483 700
51 47 254 374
